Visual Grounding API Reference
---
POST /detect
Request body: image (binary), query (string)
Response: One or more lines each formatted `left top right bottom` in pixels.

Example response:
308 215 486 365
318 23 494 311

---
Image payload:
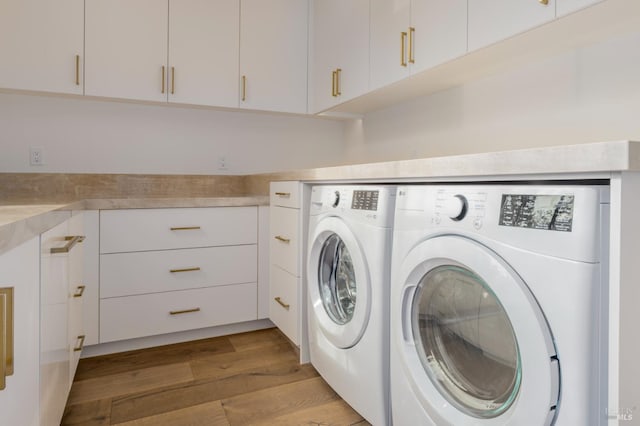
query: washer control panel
351 190 380 211
435 190 487 229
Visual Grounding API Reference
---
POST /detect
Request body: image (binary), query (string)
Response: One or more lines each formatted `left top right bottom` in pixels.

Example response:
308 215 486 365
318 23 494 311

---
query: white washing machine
390 184 609 425
307 185 396 426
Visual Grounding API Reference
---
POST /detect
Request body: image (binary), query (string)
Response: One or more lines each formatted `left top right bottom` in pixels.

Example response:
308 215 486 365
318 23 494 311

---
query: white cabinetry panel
269 266 299 345
270 207 300 274
556 0 602 17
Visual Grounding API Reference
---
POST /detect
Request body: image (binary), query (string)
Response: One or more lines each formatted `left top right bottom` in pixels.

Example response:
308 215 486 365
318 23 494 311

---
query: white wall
344 31 640 164
0 93 345 174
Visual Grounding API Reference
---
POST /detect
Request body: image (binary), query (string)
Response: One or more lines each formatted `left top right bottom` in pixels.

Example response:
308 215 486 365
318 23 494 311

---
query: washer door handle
401 286 416 343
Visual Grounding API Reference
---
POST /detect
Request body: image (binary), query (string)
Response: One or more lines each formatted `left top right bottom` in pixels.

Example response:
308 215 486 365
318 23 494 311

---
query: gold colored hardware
73 285 86 298
170 226 201 231
73 335 86 352
75 55 80 85
161 65 166 94
539 0 549 4
171 66 175 94
50 235 85 254
335 68 342 96
170 307 201 315
275 192 291 197
274 235 290 243
401 32 408 67
169 267 201 273
331 70 337 97
274 297 290 310
409 27 415 64
241 75 247 101
0 288 14 390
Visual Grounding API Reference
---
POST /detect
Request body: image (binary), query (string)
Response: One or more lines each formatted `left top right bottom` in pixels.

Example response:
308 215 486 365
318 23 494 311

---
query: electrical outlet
30 147 45 166
218 156 228 170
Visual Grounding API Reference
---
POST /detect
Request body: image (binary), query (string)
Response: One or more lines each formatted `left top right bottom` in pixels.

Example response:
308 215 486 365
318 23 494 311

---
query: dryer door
308 217 371 349
396 235 560 425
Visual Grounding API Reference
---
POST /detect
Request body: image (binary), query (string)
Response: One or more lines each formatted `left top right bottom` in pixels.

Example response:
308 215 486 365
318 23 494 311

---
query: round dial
332 190 341 208
443 194 468 221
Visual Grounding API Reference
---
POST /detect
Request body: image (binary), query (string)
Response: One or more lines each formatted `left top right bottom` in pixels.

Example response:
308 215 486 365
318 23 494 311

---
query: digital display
352 190 379 211
499 194 574 232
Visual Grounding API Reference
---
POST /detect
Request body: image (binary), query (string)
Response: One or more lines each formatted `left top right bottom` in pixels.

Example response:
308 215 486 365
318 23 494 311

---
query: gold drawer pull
170 267 201 273
274 235 290 243
50 235 85 254
75 54 80 85
401 31 408 66
408 27 415 64
274 192 291 197
0 288 14 391
73 335 86 352
170 226 201 231
539 0 549 4
161 65 166 94
170 307 201 315
274 297 290 310
73 285 86 298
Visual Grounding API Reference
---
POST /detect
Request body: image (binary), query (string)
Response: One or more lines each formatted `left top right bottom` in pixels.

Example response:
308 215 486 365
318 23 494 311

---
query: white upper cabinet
240 0 308 114
556 0 603 17
309 0 370 113
168 0 239 107
85 0 168 102
370 0 467 91
468 0 556 51
0 0 84 94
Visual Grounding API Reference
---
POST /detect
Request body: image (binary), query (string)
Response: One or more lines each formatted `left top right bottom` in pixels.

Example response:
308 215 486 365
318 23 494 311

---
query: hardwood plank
61 398 112 426
249 399 369 426
74 335 235 381
226 327 289 352
110 362 318 424
190 341 297 381
113 400 229 426
221 376 340 425
67 362 194 405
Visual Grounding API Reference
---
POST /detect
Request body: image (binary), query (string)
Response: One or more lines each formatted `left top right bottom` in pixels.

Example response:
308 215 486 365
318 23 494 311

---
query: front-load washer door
308 217 371 349
396 235 560 425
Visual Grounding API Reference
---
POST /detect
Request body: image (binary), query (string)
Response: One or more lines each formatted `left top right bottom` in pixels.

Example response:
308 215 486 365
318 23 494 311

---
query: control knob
332 190 340 208
443 194 468 221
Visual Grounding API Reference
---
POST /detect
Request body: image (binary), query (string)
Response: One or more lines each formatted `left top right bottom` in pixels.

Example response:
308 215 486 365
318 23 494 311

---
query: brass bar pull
50 235 85 254
274 235 290 243
275 192 291 197
162 66 165 94
171 66 175 94
0 288 14 386
274 297 290 310
170 226 201 231
75 55 80 85
170 307 201 315
539 0 549 4
241 75 247 101
336 68 342 96
409 27 415 64
331 70 337 97
170 267 201 273
73 285 86 298
401 32 408 67
73 335 86 352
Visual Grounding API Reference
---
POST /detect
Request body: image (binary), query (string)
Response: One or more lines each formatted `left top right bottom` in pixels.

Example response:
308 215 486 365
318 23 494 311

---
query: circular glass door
318 233 357 325
411 265 521 419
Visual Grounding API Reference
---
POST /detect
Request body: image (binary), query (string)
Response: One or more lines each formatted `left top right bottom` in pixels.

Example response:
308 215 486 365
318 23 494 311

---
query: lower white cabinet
269 266 299 345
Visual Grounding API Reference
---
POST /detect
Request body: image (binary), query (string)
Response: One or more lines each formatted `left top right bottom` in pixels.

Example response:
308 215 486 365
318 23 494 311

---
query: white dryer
307 185 396 426
390 184 609 425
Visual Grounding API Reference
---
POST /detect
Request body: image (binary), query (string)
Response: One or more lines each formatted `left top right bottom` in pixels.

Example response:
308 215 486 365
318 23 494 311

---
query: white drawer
100 245 257 298
100 207 257 254
270 206 300 275
100 283 257 342
269 266 299 345
270 181 300 209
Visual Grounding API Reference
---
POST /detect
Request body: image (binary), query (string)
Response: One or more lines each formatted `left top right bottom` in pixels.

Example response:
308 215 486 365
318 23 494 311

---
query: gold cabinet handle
335 68 342 96
73 335 86 352
241 75 247 101
274 235 290 243
75 54 80 85
50 235 85 254
170 226 201 231
170 307 201 315
539 0 549 4
274 297 290 310
0 288 14 390
331 70 337 97
171 66 175 95
161 65 166 94
408 27 415 64
401 31 408 67
274 192 291 197
169 267 201 273
73 285 86 298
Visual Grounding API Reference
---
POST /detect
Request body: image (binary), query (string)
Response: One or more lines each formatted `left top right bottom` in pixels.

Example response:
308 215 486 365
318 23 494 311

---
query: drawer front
270 206 300 274
270 181 300 208
100 207 257 254
100 245 257 298
100 283 257 342
269 266 299 345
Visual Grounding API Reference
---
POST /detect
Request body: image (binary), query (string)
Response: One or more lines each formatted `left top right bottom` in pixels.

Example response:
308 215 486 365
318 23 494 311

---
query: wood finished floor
62 328 370 426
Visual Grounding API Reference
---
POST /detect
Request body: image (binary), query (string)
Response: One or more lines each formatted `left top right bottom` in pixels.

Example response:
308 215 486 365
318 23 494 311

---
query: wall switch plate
29 147 45 166
218 156 228 170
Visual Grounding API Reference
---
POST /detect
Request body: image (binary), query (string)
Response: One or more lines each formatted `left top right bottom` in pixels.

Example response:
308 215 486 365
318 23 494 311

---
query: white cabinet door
85 0 169 101
309 0 370 113
556 0 603 17
240 0 308 113
169 0 239 107
468 0 556 51
0 237 40 426
0 0 83 94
